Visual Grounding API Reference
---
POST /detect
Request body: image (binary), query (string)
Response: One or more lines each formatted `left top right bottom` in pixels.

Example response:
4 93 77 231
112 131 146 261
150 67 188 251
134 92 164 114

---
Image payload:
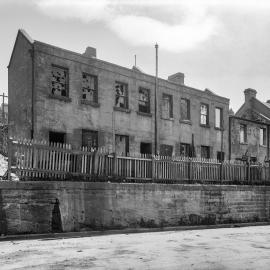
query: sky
1 0 270 111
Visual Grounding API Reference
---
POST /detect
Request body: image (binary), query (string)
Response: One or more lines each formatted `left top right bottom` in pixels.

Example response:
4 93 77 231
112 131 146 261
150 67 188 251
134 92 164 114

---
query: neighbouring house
229 88 270 162
8 29 230 158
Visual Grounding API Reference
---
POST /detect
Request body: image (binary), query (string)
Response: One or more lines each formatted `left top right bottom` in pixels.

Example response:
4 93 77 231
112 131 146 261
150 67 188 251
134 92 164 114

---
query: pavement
0 225 270 270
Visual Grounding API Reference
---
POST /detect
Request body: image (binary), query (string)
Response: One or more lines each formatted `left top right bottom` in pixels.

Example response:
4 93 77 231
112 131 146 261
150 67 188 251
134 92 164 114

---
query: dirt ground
0 225 270 270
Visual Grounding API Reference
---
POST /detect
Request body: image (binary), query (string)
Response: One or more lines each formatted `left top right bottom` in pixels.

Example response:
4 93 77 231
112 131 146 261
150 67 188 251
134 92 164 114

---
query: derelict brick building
8 29 230 159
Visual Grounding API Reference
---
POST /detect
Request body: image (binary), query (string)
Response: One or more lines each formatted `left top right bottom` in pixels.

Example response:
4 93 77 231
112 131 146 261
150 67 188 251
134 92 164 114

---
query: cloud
15 0 270 52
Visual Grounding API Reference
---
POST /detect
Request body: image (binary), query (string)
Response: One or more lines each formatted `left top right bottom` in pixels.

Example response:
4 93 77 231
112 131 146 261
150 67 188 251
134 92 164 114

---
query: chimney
266 100 270 104
168 72 184 85
83 46 96 58
244 88 257 102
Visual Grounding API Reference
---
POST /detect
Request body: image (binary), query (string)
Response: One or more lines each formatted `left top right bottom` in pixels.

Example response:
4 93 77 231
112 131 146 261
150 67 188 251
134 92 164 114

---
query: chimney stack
168 72 185 85
83 46 96 58
244 88 257 103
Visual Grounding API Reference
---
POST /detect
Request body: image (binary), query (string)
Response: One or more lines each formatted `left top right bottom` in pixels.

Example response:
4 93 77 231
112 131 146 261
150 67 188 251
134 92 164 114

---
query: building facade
229 89 270 162
8 29 230 159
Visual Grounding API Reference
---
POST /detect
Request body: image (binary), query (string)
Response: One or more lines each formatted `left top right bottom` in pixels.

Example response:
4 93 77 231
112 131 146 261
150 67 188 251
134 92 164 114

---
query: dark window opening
140 142 152 155
180 98 190 120
82 73 98 103
82 130 98 150
180 143 191 157
138 87 150 113
51 65 68 97
217 151 225 162
201 145 210 159
161 94 173 119
160 144 173 157
49 131 66 144
115 82 128 109
115 134 129 155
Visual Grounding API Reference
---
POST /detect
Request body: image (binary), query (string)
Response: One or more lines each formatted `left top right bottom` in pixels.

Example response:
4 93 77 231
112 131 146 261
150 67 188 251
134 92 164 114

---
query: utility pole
154 43 159 155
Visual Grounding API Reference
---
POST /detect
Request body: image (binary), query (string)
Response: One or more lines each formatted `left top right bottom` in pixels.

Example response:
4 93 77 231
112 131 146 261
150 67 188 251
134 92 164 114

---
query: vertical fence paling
10 139 270 183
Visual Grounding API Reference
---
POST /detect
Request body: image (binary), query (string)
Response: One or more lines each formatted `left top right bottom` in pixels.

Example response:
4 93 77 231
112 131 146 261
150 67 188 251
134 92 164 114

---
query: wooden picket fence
8 138 270 185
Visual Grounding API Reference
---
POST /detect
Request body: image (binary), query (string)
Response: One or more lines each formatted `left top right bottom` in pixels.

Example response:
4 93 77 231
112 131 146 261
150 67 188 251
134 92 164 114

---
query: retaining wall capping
0 181 269 235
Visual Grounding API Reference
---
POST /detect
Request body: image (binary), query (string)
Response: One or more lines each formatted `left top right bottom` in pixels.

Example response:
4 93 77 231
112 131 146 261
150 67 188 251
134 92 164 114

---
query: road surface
0 225 270 269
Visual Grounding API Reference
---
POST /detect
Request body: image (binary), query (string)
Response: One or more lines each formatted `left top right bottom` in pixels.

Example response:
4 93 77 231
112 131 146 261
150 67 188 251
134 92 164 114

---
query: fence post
7 138 12 180
152 155 155 182
113 152 117 177
220 161 223 184
188 158 192 181
247 161 250 184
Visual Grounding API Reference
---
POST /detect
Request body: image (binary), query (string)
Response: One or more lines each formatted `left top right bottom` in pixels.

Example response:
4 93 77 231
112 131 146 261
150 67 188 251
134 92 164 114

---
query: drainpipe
229 117 232 160
30 44 35 139
154 43 158 155
267 124 270 160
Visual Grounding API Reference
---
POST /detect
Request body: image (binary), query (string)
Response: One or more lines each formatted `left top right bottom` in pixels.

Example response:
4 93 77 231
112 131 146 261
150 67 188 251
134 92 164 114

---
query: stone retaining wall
0 181 269 234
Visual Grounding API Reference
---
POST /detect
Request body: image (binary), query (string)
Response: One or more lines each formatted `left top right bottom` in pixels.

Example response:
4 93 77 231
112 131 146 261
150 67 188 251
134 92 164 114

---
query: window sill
113 106 131 113
161 117 174 122
240 142 248 145
48 94 71 103
179 120 192 125
259 144 267 148
81 100 100 107
200 124 210 128
214 127 225 131
137 111 152 117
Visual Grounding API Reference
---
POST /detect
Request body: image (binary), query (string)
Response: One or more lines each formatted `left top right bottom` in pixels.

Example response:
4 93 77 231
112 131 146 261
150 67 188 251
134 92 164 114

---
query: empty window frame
115 134 129 155
51 65 69 97
138 87 150 113
201 145 210 159
180 143 191 157
49 131 66 144
82 129 98 150
115 82 128 109
260 127 267 146
240 124 247 143
215 107 223 128
160 144 173 157
162 94 173 119
180 98 190 120
82 74 98 103
200 104 209 125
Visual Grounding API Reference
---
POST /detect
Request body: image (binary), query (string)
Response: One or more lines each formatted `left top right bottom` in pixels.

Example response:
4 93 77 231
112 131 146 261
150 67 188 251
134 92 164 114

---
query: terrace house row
8 29 230 159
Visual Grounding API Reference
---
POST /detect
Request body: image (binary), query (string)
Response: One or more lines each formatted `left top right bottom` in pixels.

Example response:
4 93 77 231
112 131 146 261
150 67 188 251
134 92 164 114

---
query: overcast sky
1 0 270 111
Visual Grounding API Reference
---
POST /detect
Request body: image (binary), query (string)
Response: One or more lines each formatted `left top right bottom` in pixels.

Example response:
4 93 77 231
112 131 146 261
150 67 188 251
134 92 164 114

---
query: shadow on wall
51 198 63 233
0 190 7 235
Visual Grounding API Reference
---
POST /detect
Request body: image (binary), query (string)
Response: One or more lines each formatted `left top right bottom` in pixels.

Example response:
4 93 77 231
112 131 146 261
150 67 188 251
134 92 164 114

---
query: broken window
215 107 223 128
160 144 173 157
201 145 210 159
240 124 247 143
51 65 68 97
180 143 191 157
138 87 150 113
161 94 173 119
260 127 266 146
200 103 209 125
180 98 190 120
82 74 98 103
49 131 66 144
115 134 129 155
115 82 128 109
82 129 98 150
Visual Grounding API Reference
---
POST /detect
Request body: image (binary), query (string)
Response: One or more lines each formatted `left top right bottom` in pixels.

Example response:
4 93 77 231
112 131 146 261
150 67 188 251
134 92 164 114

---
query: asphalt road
1 225 270 269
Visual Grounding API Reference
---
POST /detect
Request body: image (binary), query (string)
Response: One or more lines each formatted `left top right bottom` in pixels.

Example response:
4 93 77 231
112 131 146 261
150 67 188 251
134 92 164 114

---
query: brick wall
0 181 269 235
8 30 230 159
